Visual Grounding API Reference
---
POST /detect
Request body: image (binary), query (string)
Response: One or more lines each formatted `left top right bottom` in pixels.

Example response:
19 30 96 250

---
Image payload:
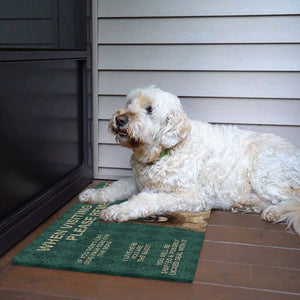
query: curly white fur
80 86 300 234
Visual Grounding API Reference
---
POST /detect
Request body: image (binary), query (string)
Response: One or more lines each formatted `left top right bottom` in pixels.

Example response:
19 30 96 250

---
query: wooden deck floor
0 181 299 299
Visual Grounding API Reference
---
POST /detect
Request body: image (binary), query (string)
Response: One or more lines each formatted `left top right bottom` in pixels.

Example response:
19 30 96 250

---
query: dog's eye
146 106 153 114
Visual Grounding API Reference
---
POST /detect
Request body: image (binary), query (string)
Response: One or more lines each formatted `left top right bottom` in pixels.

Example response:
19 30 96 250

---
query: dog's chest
132 157 195 193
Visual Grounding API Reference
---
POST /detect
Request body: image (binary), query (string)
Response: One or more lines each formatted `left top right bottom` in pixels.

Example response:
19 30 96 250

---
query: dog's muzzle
115 114 128 128
111 114 129 138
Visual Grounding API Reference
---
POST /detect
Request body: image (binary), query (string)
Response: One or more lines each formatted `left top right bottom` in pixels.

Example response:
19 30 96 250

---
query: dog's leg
231 192 267 214
79 177 138 204
262 199 300 234
99 191 204 222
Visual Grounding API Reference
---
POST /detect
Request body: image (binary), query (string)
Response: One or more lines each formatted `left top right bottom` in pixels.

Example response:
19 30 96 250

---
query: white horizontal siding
98 145 132 169
99 121 300 150
99 71 300 99
238 125 300 144
98 17 300 44
99 0 300 17
99 45 300 71
98 97 300 126
97 168 133 179
98 123 300 170
94 0 300 179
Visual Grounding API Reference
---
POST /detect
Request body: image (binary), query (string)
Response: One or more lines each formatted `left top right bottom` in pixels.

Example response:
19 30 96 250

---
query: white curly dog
80 86 300 234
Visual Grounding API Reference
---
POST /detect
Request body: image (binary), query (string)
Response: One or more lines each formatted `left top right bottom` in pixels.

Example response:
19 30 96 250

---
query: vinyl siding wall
94 0 300 179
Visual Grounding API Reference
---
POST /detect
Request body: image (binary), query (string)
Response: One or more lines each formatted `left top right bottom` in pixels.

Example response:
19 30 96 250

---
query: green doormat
13 183 210 283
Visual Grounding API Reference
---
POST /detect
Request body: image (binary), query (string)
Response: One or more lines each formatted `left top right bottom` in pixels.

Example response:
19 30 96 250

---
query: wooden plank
98 17 300 44
200 241 300 269
1 266 298 300
250 266 300 293
98 96 300 126
194 260 300 293
98 0 300 17
0 290 63 300
205 225 300 249
98 71 300 99
209 211 286 230
98 45 300 71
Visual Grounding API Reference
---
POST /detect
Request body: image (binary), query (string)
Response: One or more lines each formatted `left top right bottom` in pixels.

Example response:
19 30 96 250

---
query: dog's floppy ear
160 109 191 148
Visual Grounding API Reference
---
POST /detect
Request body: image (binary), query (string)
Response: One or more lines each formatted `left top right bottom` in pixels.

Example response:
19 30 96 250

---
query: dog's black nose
116 115 128 127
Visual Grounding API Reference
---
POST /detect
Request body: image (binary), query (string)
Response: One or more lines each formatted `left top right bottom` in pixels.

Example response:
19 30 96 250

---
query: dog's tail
278 198 300 235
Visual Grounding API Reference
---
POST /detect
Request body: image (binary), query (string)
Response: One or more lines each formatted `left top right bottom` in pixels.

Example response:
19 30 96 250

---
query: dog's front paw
261 205 280 222
79 188 109 203
99 203 137 222
79 189 98 203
